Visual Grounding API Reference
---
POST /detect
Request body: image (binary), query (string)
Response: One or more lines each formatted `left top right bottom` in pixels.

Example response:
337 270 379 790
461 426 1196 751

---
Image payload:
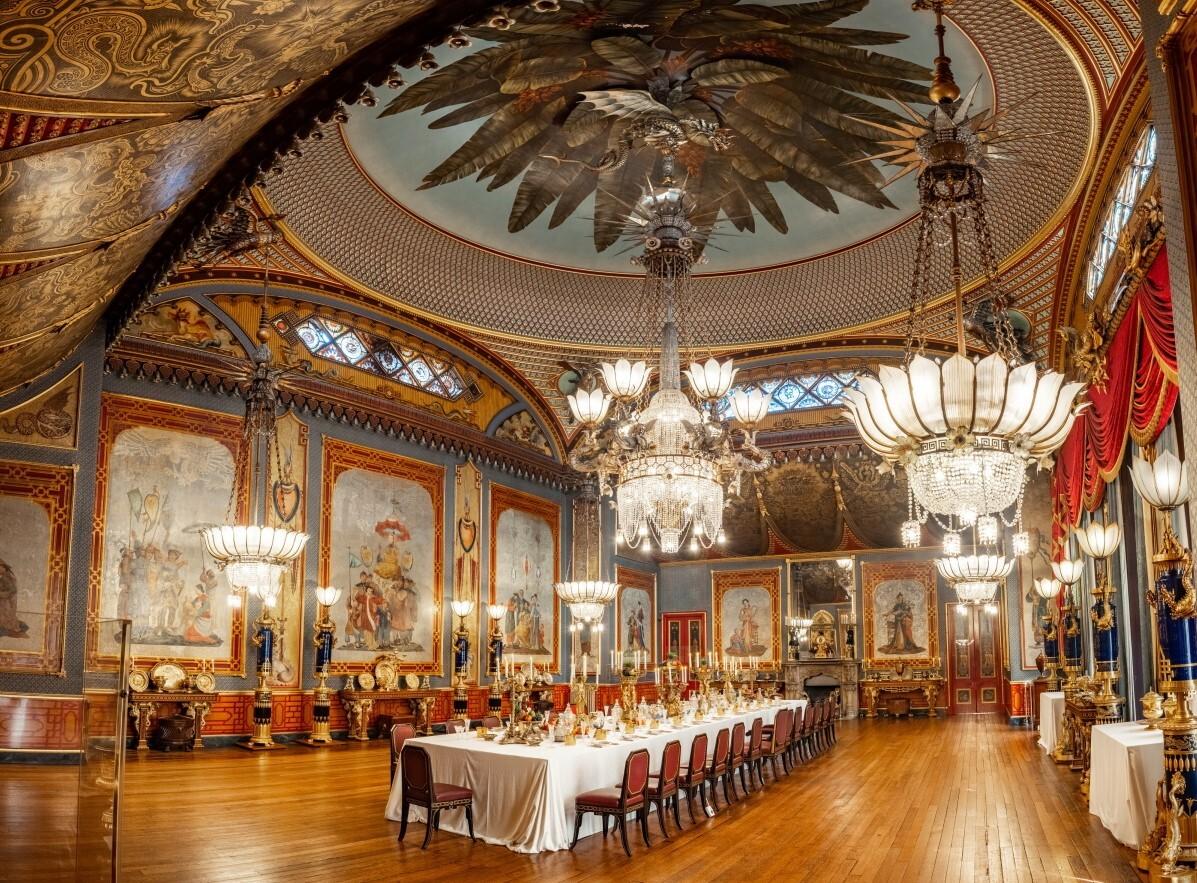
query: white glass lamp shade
956 580 999 605
487 603 507 621
728 387 770 425
842 353 1087 462
1131 451 1191 511
685 358 737 400
226 561 284 601
601 359 653 399
314 585 342 607
568 601 606 623
567 388 611 425
1074 521 1122 559
201 524 308 565
936 554 1014 585
1033 577 1062 600
554 580 619 605
1051 557 1085 586
450 598 476 618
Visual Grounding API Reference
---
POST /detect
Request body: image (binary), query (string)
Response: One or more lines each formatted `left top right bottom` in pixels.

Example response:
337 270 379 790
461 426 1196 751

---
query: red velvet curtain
1051 248 1178 554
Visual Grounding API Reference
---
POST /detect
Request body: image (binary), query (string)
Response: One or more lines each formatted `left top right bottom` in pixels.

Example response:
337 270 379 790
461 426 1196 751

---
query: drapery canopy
1052 248 1178 554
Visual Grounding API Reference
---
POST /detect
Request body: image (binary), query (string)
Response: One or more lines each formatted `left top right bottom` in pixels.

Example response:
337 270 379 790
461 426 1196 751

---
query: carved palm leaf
380 0 930 250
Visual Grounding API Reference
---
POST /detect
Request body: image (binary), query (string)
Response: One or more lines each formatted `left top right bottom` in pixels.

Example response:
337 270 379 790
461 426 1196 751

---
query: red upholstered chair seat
433 784 473 805
576 786 642 810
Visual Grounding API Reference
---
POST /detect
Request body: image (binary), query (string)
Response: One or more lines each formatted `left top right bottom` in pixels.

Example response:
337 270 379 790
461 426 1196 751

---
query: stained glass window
722 369 859 418
1086 126 1157 301
277 314 469 401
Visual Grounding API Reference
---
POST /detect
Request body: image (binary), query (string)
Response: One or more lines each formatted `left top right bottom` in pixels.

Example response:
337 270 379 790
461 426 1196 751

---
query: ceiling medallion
841 0 1086 577
565 159 771 554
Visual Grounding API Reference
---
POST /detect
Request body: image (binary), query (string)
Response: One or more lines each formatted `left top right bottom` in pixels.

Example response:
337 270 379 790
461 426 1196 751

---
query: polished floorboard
2 715 1140 882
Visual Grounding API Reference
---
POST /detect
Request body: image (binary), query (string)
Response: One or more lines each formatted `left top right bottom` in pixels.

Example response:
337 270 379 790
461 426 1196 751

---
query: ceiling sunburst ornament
379 0 929 250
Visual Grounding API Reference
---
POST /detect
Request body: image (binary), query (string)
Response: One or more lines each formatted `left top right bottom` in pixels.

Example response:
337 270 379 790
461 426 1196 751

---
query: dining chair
678 732 708 824
389 723 416 784
397 745 475 850
571 748 651 857
445 717 468 734
746 717 765 790
646 739 683 839
761 709 792 781
705 727 732 812
799 702 816 762
480 715 502 729
727 721 747 802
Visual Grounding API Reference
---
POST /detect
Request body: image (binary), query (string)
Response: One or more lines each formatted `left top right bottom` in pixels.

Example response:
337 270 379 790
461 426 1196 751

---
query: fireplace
783 659 861 718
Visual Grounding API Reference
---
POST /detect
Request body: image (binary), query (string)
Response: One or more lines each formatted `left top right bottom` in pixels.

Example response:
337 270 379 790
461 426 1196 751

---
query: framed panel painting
489 483 561 673
712 567 782 669
862 561 938 670
615 566 655 670
0 460 73 675
87 395 247 675
320 438 444 675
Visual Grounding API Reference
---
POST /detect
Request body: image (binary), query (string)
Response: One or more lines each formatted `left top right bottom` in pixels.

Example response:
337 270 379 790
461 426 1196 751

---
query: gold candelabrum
242 607 281 751
619 671 639 728
497 662 549 745
658 661 686 720
696 664 714 702
300 591 340 746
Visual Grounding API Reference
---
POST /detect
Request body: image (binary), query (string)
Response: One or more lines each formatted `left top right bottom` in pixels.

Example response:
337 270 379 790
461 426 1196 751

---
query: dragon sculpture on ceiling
380 0 929 251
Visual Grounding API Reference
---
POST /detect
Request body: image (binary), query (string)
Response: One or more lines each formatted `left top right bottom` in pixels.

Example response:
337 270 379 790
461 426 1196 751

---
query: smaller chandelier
1011 531 1031 557
936 554 1014 586
901 519 921 549
1034 577 1062 600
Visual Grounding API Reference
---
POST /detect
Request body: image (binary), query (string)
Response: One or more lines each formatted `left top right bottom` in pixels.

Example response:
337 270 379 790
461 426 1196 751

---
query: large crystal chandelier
200 323 307 604
567 170 771 554
842 0 1086 549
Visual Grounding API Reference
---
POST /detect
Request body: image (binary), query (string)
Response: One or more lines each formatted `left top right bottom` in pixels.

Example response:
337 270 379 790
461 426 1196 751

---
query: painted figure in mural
626 600 648 653
0 557 28 638
879 592 926 654
182 568 222 645
342 510 425 654
726 598 767 657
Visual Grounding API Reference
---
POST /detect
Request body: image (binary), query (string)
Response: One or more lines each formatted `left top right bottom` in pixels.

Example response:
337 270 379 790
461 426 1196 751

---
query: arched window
1085 125 1157 300
722 369 858 418
274 313 471 401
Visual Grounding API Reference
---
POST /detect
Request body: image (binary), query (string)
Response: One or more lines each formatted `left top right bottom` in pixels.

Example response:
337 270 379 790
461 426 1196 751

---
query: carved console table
128 691 217 750
861 677 944 718
1066 695 1100 794
338 689 439 741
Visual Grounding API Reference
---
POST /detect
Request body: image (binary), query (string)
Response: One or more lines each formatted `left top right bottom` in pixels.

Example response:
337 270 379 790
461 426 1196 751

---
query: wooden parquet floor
2 715 1141 882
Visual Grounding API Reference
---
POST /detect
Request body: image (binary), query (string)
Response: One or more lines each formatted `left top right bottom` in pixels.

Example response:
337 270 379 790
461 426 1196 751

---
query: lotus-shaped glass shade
936 554 1014 585
487 603 507 621
201 524 308 600
601 359 653 399
567 601 606 623
842 353 1087 461
314 585 342 607
553 580 620 605
728 387 770 425
956 580 1000 605
567 388 611 425
1050 557 1085 585
1131 451 1191 511
1034 577 1062 600
1074 521 1122 559
685 358 737 400
450 598 476 618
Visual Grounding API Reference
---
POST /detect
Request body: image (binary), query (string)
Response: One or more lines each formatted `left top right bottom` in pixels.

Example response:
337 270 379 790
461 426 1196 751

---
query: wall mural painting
1016 471 1053 671
320 438 444 675
263 413 307 689
453 460 482 682
87 395 246 674
490 484 560 673
125 298 244 356
615 566 656 669
0 460 73 675
0 364 82 450
712 568 782 669
862 561 938 670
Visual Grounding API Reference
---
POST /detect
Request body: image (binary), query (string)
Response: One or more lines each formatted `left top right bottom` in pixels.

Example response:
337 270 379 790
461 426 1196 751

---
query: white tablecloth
1088 721 1163 847
1038 691 1065 753
385 699 806 853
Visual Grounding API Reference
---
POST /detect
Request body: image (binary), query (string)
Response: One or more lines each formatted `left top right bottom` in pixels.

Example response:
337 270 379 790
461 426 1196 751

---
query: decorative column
241 603 281 751
300 586 341 747
450 599 475 718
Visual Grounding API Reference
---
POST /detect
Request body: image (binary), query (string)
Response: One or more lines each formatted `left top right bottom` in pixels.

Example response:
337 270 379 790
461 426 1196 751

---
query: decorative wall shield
87 395 247 675
0 460 73 675
862 561 939 670
453 460 482 682
489 483 561 673
271 479 301 525
320 437 445 675
712 567 782 669
615 566 656 669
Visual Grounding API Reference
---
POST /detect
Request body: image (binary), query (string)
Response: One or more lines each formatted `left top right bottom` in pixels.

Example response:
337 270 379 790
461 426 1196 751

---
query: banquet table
384 699 807 853
1087 721 1163 848
1038 691 1065 754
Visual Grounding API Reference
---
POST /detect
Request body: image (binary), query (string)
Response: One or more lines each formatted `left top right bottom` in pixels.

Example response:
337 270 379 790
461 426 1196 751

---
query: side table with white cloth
385 699 806 854
1038 691 1065 754
1087 721 1163 848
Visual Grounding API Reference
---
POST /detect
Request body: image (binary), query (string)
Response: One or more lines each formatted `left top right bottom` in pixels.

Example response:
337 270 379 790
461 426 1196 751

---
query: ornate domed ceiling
265 0 1096 348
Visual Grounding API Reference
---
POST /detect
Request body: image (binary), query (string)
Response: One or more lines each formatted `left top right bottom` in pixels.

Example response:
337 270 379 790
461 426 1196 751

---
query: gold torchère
240 599 282 751
1051 557 1085 764
1034 577 1063 691
1076 518 1125 722
486 604 506 714
300 586 342 747
450 599 475 718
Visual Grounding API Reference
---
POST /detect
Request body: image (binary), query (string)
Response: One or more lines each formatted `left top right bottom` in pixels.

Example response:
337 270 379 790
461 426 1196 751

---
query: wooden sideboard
338 689 439 741
860 677 944 718
128 690 217 750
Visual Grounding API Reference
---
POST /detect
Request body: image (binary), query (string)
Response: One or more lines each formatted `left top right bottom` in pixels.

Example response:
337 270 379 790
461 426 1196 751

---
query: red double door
947 603 1002 714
